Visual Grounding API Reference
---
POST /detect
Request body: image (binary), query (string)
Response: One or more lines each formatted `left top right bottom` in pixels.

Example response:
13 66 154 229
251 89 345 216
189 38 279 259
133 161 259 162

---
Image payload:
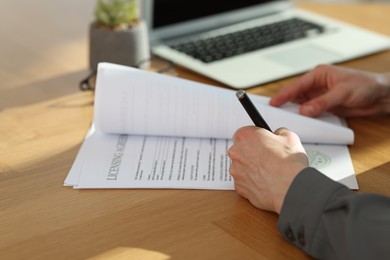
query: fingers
232 125 270 144
233 126 295 142
270 65 334 107
274 127 304 150
232 126 254 143
300 88 349 116
232 126 300 146
274 127 298 140
270 68 322 107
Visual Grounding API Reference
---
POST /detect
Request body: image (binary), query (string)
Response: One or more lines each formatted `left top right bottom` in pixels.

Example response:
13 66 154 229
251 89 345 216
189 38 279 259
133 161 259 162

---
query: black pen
236 90 272 131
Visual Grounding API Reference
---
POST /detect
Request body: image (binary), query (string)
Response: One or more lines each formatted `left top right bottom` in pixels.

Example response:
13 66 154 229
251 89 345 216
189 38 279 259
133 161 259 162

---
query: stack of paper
64 63 358 190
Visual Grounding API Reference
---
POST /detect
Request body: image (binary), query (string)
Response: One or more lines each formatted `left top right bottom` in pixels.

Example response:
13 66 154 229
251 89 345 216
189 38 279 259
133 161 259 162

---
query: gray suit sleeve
277 167 390 260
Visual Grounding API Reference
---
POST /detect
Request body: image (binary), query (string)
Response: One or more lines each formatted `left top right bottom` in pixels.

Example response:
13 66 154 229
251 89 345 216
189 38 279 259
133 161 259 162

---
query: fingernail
302 105 314 116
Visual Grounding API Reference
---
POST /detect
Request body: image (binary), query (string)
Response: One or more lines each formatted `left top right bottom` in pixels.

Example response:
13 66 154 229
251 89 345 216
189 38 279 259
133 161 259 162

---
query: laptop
144 0 390 89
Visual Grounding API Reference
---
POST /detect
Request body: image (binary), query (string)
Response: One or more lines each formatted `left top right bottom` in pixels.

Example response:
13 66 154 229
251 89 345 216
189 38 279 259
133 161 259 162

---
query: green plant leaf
94 0 139 29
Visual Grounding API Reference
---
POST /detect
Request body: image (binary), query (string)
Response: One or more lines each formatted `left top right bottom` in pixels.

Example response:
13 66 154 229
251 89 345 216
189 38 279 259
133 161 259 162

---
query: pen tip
236 90 246 99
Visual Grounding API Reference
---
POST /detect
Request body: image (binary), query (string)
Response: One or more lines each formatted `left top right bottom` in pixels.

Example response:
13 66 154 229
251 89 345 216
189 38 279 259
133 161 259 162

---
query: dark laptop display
152 0 275 29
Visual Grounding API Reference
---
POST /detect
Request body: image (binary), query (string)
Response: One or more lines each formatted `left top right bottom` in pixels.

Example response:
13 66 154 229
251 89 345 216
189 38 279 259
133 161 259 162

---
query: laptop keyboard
169 18 325 63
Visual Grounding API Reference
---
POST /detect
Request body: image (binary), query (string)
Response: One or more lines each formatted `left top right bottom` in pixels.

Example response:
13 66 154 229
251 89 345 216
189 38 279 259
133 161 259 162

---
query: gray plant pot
89 20 150 71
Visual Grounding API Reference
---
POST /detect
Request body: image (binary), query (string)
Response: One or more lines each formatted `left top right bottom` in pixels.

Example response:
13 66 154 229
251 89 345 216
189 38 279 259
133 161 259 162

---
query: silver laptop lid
144 0 293 46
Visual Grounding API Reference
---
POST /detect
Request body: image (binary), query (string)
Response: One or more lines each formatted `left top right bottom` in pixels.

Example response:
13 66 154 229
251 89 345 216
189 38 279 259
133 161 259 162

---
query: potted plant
89 0 150 71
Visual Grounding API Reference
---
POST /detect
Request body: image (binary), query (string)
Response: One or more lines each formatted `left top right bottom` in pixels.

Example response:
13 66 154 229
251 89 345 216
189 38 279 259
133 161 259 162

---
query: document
64 63 358 190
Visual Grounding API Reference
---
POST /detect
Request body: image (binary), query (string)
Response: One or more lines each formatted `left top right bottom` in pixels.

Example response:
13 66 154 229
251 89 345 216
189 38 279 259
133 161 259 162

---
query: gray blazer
278 167 390 259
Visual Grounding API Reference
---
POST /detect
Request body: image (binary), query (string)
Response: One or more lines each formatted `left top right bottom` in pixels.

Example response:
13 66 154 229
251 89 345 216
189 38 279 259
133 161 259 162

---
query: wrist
274 164 308 214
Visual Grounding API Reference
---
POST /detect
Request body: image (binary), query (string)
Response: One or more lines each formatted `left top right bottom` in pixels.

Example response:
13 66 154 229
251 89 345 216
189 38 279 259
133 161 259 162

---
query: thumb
274 127 290 136
274 128 304 149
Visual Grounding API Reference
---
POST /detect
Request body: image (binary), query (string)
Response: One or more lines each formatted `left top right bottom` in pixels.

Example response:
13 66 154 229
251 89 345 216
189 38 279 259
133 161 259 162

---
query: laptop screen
152 0 276 29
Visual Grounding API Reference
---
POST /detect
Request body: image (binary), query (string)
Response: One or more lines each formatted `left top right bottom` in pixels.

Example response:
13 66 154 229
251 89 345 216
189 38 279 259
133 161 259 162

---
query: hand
228 126 308 214
270 64 390 117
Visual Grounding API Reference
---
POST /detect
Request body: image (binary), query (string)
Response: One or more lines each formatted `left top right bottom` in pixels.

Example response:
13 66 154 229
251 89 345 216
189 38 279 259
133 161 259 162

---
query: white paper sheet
65 127 357 189
94 63 354 145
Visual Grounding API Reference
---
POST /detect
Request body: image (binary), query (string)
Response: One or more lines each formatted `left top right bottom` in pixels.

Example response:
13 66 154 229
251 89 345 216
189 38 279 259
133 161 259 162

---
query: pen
236 90 272 131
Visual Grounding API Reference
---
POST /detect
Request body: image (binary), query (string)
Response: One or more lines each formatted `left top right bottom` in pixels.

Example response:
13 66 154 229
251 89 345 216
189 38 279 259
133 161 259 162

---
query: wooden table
1 2 389 259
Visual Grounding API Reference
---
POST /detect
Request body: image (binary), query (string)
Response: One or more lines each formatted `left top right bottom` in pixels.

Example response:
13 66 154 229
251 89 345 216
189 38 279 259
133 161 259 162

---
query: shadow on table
0 69 90 111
